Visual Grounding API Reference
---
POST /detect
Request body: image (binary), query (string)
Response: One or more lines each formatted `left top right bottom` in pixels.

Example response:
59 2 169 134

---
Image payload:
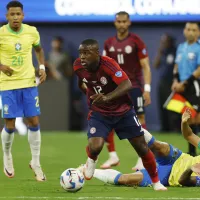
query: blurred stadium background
0 0 200 132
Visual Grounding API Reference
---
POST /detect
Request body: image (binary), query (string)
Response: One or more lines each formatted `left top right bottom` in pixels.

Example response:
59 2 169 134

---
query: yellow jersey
0 23 40 91
169 153 200 186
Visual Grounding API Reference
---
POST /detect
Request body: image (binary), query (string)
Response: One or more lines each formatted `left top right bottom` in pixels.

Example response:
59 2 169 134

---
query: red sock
142 123 147 129
141 149 159 183
105 129 115 152
86 146 98 161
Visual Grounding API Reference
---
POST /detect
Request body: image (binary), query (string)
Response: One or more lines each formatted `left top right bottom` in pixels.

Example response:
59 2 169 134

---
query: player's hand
174 82 185 93
191 163 200 175
171 81 178 91
0 65 13 76
182 108 191 124
143 91 151 106
90 93 108 105
39 69 47 84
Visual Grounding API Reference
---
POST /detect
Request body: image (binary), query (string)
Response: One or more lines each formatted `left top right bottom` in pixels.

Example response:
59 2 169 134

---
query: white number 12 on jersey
93 86 102 94
117 54 124 64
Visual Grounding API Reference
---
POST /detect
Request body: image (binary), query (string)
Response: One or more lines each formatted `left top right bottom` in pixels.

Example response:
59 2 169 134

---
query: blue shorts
139 145 182 187
128 88 145 115
1 87 41 118
87 109 144 140
139 164 172 187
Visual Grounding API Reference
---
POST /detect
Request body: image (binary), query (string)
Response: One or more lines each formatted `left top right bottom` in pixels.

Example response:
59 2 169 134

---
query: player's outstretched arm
34 45 47 84
179 164 200 187
181 109 200 148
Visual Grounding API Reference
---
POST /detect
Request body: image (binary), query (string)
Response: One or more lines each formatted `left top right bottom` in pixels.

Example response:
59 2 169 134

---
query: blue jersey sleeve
197 48 200 66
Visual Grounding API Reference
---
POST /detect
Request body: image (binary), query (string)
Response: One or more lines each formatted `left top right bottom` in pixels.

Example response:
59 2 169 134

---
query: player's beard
118 28 128 35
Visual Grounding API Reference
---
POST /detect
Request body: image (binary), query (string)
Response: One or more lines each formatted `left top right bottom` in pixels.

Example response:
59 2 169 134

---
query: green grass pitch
0 132 200 200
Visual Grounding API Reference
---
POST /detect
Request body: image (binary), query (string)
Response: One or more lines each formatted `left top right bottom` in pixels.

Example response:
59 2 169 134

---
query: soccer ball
60 168 85 192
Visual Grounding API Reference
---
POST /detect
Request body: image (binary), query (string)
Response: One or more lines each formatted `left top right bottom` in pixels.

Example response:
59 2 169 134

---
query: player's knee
5 119 15 131
27 116 39 127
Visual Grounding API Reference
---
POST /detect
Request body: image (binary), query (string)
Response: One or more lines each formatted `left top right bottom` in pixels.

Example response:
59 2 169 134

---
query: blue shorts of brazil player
1 87 41 118
87 109 144 140
139 145 182 187
128 88 144 115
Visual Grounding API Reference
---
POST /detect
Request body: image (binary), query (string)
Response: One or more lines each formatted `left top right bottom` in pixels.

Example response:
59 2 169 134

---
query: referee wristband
39 64 45 71
144 84 151 92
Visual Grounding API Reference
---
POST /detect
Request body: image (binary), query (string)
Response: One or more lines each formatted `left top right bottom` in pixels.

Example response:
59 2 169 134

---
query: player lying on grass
80 110 200 187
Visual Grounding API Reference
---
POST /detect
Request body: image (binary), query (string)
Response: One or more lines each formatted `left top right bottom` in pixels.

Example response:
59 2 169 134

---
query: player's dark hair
81 39 99 47
53 36 64 43
6 1 23 10
115 11 130 19
186 22 200 28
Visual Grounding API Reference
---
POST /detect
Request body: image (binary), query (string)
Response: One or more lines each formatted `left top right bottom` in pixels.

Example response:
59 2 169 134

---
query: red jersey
103 33 148 88
73 56 132 116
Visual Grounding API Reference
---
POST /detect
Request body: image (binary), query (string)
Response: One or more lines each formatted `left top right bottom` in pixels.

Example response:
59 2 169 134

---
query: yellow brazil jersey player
0 1 46 181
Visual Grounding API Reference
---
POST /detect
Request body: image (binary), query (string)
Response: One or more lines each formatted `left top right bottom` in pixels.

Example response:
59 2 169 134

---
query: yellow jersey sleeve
32 28 40 47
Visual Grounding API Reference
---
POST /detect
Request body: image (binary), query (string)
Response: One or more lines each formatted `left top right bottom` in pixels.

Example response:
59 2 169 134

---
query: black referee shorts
182 80 200 112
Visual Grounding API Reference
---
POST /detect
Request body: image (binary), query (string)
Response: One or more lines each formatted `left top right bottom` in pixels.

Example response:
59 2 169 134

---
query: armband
144 84 151 92
173 73 179 81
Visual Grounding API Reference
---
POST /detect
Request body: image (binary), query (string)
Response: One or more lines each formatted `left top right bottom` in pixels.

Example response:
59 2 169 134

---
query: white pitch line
0 197 200 200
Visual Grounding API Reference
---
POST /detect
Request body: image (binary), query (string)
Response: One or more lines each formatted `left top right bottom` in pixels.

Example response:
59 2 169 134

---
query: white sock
15 118 27 136
134 157 144 169
109 151 119 159
28 128 41 166
1 128 14 157
142 128 153 144
94 169 122 185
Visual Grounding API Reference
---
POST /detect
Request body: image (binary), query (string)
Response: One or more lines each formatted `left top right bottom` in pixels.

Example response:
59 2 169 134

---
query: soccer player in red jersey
102 11 151 169
73 39 167 191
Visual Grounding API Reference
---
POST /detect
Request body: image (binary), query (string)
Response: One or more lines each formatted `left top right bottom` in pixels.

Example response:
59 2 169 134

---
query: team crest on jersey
15 43 22 51
115 71 122 77
125 45 132 54
90 127 96 134
142 48 147 55
188 52 195 60
3 104 9 114
109 46 115 52
100 77 107 85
